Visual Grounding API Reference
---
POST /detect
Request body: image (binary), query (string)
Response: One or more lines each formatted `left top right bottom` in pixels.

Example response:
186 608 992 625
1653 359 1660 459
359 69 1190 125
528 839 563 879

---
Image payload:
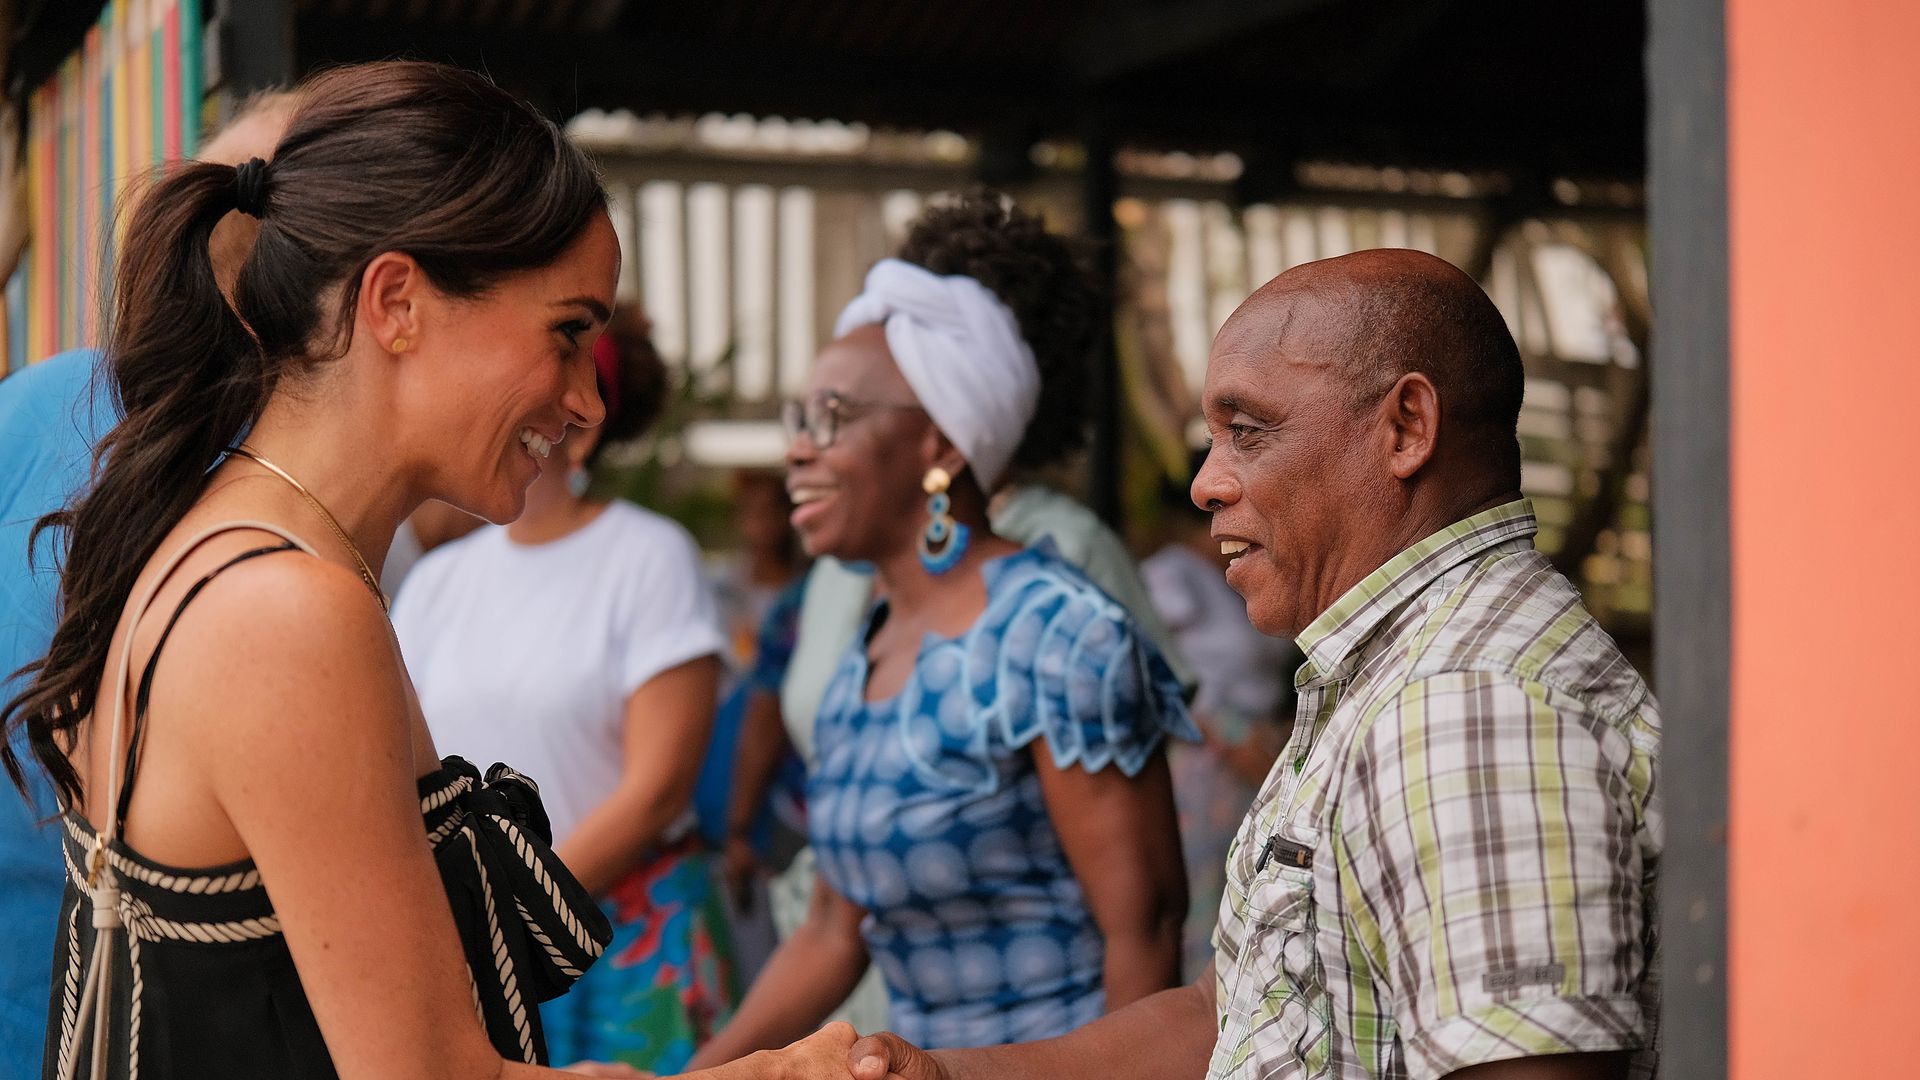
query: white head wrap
833 258 1039 492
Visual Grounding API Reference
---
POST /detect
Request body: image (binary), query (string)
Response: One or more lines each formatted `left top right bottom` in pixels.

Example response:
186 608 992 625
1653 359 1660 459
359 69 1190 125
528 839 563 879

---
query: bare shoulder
144 541 408 760
100 530 416 864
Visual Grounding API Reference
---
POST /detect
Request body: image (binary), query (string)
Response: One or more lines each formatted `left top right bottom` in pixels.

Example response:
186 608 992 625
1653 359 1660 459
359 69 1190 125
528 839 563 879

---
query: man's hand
846 1031 947 1080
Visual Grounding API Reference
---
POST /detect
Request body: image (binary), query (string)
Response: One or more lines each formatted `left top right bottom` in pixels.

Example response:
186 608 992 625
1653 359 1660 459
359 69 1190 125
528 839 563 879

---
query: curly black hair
895 191 1103 474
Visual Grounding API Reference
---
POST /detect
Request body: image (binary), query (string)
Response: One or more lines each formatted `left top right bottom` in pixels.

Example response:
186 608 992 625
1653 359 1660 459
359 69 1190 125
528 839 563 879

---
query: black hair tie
232 157 269 218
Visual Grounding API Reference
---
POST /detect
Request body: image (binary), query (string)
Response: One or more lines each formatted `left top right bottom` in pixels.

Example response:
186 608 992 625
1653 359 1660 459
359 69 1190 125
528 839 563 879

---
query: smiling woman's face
784 324 934 564
402 212 621 524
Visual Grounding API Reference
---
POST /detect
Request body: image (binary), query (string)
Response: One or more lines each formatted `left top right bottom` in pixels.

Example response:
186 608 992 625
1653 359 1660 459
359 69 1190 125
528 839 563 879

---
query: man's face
1192 297 1397 640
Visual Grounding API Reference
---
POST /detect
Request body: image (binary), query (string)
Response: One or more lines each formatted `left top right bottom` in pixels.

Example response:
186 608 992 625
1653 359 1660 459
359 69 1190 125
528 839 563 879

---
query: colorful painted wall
4 0 203 372
1729 1 1920 1075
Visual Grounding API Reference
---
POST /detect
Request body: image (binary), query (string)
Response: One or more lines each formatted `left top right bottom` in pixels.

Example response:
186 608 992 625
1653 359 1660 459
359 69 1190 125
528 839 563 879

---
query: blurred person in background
689 193 1197 1066
0 89 297 1079
1141 448 1301 982
380 499 482 595
711 471 810 663
393 307 736 1074
699 471 811 980
758 194 1197 1038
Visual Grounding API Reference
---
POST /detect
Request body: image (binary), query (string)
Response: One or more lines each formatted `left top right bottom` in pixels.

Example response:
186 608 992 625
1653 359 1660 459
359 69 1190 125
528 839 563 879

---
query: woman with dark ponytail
1 60 852 1080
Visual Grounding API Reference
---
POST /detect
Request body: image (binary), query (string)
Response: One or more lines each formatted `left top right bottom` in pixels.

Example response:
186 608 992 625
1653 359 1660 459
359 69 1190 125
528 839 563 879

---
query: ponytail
3 60 606 808
2 160 269 807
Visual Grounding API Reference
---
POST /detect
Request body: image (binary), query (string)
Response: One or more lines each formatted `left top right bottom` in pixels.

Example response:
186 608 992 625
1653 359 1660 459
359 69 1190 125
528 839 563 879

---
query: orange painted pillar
1728 2 1920 1076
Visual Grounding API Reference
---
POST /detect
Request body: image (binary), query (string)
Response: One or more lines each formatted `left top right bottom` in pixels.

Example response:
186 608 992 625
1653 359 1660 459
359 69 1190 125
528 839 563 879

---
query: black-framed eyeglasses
780 390 923 450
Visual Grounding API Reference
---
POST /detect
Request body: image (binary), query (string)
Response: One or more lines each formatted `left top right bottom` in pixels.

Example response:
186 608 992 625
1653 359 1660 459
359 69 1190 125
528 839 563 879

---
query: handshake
566 1024 943 1080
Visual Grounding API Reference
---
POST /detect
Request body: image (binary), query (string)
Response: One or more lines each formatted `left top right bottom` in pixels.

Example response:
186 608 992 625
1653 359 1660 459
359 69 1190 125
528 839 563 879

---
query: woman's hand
738 1023 862 1079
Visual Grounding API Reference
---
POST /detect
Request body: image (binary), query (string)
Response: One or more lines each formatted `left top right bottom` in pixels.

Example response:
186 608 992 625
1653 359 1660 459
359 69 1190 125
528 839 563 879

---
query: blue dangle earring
918 466 970 575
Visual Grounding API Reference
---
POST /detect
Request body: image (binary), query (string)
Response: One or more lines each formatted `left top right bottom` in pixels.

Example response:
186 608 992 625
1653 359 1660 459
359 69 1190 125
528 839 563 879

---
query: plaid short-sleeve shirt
1208 500 1661 1080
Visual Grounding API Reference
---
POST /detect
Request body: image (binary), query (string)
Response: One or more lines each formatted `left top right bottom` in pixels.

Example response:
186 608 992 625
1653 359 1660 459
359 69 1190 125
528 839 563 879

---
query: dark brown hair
3 60 607 806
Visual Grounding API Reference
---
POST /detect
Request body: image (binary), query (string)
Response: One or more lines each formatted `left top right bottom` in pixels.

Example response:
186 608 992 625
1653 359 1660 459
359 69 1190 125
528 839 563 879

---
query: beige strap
97 520 320 847
63 520 320 1080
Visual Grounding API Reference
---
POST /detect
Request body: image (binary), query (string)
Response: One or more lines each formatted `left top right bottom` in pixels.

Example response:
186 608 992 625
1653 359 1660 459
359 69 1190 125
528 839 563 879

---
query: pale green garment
769 483 1195 1030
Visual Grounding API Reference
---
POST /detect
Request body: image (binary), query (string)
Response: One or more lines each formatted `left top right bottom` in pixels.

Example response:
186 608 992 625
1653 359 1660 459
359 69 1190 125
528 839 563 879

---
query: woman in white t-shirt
394 314 734 1074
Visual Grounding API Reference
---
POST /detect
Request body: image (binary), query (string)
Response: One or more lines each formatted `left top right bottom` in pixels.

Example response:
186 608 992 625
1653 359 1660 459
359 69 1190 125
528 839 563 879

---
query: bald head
198 90 300 167
1221 248 1524 486
1195 249 1527 637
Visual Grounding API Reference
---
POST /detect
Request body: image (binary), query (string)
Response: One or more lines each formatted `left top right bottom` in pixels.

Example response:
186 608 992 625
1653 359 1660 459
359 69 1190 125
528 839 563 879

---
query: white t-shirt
391 501 725 845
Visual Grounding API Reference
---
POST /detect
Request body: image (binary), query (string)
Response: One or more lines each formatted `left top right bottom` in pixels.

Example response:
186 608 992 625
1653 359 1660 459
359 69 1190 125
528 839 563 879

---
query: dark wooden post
1081 114 1122 526
1649 0 1729 1075
208 0 294 119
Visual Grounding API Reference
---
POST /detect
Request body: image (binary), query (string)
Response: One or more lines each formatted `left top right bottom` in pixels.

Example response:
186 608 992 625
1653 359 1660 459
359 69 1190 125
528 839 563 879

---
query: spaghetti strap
60 520 326 1080
48 516 613 1076
96 521 323 842
112 541 299 835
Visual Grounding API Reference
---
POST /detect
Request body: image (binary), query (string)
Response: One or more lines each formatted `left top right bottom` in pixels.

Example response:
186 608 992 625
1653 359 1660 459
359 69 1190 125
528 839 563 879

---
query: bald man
0 89 297 1077
845 250 1661 1080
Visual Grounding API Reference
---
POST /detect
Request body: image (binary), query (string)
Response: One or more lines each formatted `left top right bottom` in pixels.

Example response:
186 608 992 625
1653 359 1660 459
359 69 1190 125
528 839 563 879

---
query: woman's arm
170 557 577 1079
556 654 720 897
845 966 1218 1080
683 874 872 1070
722 687 791 906
1033 746 1188 1009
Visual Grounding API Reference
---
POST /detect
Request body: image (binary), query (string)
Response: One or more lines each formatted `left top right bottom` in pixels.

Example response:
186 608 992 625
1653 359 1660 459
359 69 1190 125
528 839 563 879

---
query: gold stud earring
390 337 409 354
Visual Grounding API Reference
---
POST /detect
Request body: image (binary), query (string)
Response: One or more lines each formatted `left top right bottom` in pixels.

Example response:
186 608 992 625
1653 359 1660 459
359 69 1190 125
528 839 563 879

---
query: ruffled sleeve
987 559 1199 776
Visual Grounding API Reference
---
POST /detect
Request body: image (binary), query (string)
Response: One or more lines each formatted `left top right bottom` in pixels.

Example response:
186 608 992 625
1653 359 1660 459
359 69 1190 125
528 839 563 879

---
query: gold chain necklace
228 445 388 612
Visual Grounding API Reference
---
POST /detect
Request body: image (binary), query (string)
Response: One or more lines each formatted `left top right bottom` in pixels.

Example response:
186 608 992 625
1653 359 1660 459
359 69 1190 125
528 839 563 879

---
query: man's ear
358 250 423 355
1384 371 1440 480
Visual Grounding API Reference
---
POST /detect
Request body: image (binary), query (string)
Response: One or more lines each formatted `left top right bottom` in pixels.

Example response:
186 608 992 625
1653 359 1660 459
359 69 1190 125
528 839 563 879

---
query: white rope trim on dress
58 900 81 1073
126 927 143 1080
119 894 282 945
486 814 604 959
463 824 536 1063
487 765 539 794
428 814 464 849
61 818 261 895
60 520 320 1080
421 774 474 815
515 898 584 980
467 970 487 1031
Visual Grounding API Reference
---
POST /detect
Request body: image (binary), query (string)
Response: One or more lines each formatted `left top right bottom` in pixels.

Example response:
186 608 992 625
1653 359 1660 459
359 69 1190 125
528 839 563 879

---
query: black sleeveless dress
42 540 610 1078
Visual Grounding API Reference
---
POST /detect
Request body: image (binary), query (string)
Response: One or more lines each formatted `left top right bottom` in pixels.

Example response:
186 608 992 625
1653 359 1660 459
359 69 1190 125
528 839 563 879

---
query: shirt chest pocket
1212 823 1333 1078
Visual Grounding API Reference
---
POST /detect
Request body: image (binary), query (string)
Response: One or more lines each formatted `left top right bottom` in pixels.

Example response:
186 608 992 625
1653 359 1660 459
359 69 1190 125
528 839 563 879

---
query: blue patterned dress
808 544 1198 1048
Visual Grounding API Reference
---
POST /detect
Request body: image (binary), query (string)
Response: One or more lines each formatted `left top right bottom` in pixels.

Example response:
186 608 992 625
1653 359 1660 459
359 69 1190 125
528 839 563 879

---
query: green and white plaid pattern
1207 500 1660 1080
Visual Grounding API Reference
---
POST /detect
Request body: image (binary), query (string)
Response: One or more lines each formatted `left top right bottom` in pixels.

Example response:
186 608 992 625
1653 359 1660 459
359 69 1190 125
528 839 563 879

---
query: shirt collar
1295 498 1539 686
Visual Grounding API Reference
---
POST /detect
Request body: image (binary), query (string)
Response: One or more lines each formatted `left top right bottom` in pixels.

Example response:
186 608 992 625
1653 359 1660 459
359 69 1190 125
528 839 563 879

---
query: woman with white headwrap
688 195 1196 1062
